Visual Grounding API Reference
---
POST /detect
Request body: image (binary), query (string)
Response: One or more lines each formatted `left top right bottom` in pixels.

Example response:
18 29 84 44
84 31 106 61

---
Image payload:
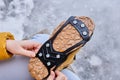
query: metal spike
56 54 60 58
46 43 50 47
47 62 51 66
46 54 50 58
81 24 85 27
38 53 42 57
73 20 77 24
82 31 88 36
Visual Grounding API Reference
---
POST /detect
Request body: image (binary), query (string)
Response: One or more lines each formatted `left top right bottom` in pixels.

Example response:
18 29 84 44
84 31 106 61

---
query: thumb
47 71 55 80
18 48 36 57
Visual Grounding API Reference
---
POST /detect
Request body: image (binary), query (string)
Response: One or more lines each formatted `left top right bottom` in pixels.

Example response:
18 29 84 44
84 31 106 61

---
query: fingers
6 40 41 57
18 40 41 57
47 71 67 80
18 48 36 57
47 71 55 80
34 44 41 53
55 70 67 80
21 40 41 50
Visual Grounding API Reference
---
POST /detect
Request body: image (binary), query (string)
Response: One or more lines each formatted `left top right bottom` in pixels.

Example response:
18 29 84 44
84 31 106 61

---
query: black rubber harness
36 16 91 79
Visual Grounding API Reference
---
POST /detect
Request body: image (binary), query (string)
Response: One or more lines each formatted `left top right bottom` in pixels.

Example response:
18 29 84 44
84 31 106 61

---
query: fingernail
51 71 55 77
31 53 35 57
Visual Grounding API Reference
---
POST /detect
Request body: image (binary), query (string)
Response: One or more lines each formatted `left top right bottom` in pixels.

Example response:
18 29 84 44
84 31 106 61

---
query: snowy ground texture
0 0 120 80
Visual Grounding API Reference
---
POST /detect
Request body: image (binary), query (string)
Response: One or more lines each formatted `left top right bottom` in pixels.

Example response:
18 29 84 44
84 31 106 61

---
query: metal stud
46 43 50 47
56 54 60 58
46 54 50 58
38 53 42 57
73 20 77 24
47 62 51 66
82 31 88 36
81 24 85 27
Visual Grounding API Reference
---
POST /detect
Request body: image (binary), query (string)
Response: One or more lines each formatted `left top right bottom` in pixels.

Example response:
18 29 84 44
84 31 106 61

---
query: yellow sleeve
0 32 14 60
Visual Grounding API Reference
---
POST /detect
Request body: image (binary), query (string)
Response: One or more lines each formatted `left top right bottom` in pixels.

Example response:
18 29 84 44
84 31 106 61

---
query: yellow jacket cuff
0 32 14 60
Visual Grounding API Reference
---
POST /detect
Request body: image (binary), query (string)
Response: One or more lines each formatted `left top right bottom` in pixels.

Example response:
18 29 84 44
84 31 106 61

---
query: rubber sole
28 16 95 80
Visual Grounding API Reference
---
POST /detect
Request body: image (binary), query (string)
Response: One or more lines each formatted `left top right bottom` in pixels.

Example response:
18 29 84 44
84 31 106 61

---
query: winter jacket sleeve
0 32 14 60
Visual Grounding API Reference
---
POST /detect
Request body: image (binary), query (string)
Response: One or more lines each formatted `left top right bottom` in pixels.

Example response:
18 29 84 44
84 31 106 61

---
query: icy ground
0 0 120 80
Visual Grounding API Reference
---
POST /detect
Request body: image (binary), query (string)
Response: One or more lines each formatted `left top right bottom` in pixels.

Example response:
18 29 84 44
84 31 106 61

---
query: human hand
6 40 41 57
47 70 67 80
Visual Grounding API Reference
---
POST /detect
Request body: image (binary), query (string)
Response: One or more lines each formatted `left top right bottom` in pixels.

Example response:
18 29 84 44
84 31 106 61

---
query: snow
88 55 102 66
0 0 4 6
0 0 120 80
0 0 34 39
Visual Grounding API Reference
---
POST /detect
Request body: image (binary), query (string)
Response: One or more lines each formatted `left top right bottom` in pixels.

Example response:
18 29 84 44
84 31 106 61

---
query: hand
6 40 41 57
47 70 67 80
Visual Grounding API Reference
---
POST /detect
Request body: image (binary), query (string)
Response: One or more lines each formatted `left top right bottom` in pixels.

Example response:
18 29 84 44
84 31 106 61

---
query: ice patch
7 0 34 17
0 0 34 40
0 0 4 6
0 0 6 19
88 55 102 66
